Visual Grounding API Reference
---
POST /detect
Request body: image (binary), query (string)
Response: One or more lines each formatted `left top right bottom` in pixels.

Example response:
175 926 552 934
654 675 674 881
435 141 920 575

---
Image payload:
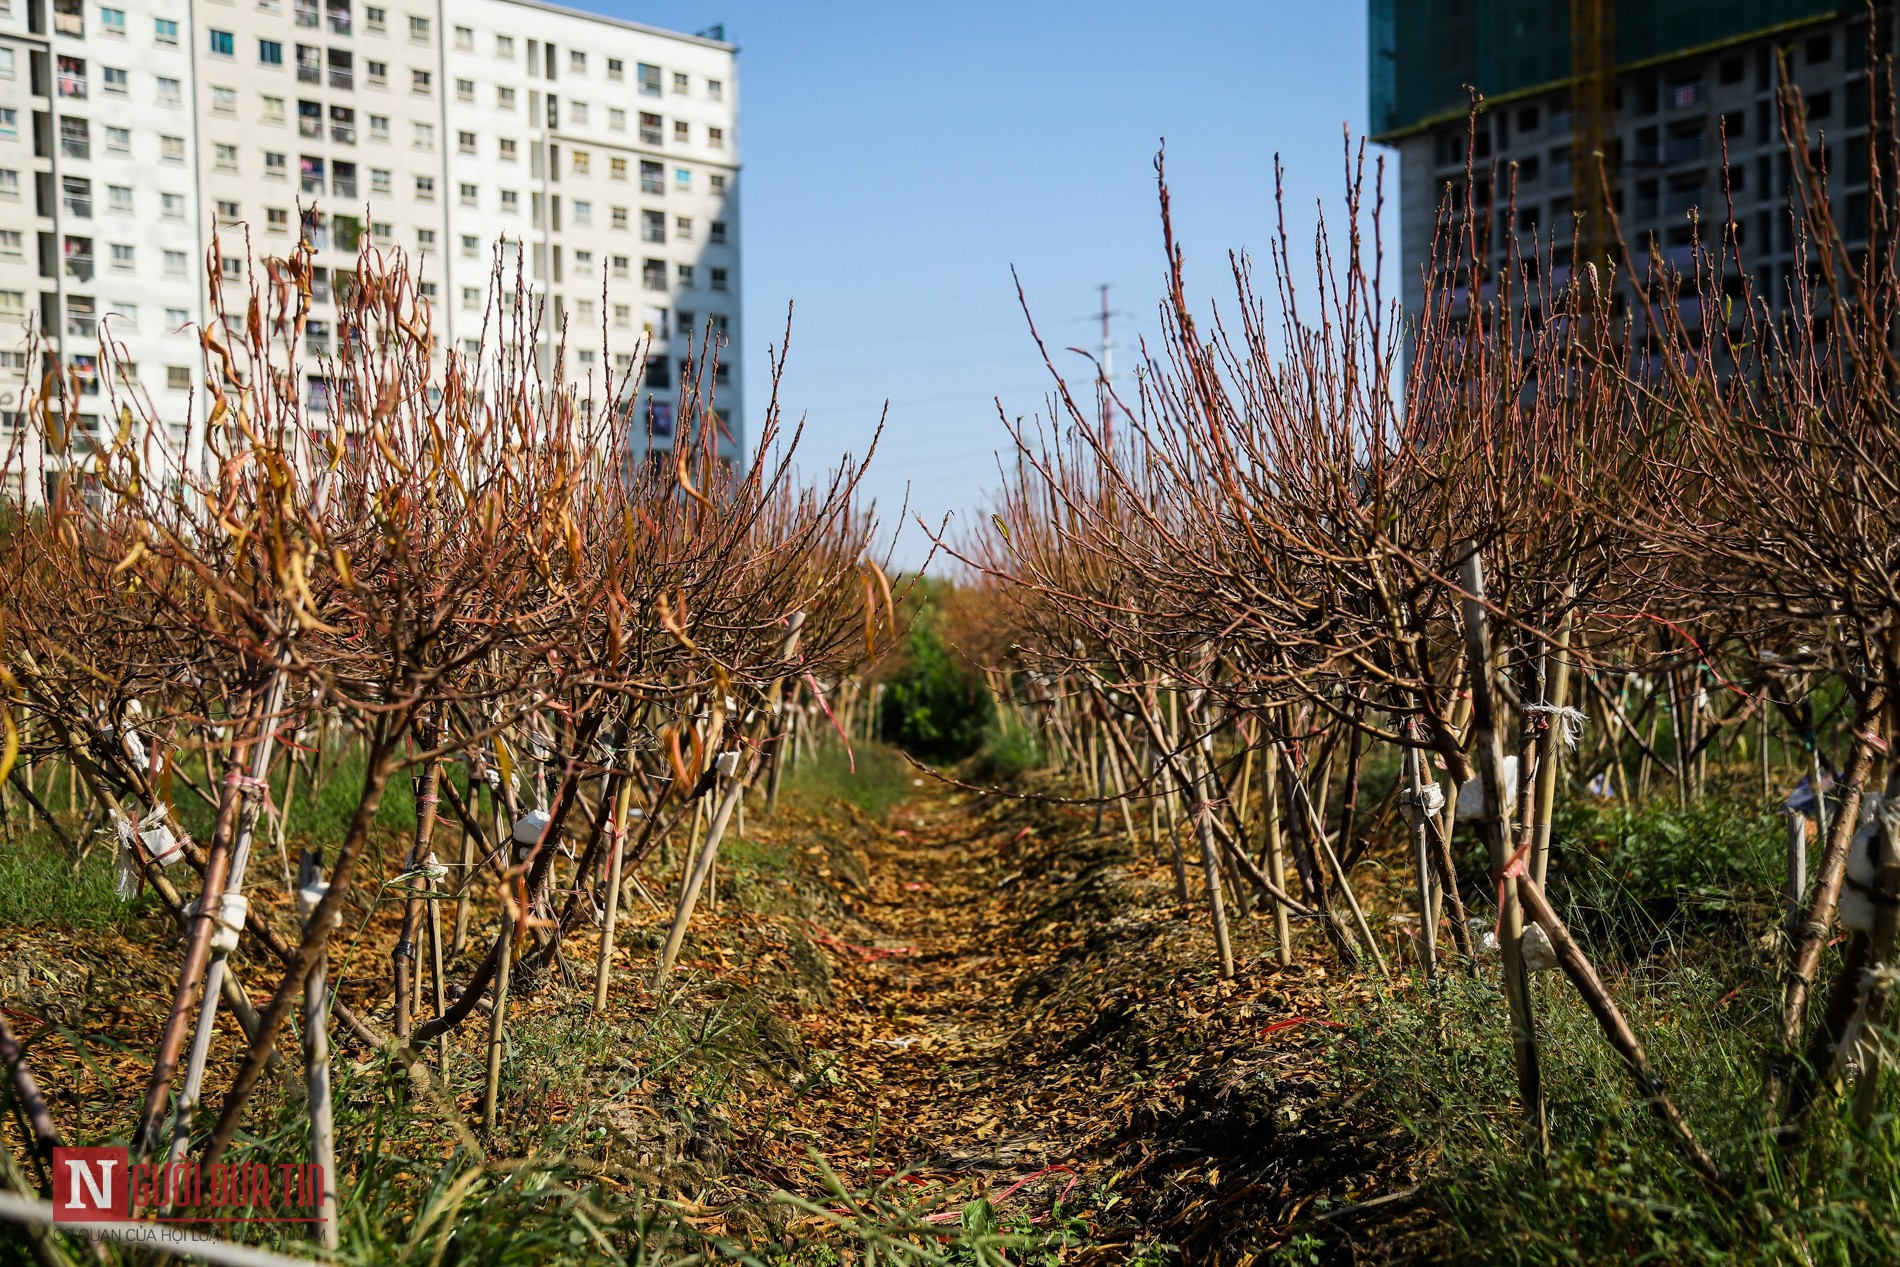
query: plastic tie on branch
1521 922 1560 972
1523 702 1588 750
512 808 551 860
111 812 141 900
204 892 249 954
1397 781 1447 827
714 750 741 778
297 878 340 928
420 851 449 882
138 804 186 870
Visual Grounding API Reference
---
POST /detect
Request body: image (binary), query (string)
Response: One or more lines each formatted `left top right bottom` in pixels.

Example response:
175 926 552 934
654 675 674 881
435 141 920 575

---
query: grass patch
1348 792 1900 1265
0 828 160 933
781 740 913 822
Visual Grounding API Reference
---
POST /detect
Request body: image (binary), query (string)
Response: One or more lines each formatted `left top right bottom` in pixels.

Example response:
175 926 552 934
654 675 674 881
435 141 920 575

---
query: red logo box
52 1146 131 1223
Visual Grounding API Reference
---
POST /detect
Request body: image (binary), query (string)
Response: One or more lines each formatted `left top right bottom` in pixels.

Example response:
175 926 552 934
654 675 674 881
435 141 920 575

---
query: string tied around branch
1397 781 1446 828
1523 703 1588 750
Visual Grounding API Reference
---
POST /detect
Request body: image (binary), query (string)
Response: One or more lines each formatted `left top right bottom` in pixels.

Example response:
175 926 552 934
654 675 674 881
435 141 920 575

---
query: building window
156 77 182 106
102 66 128 96
710 173 726 195
612 206 628 230
710 268 728 292
708 79 723 101
212 86 237 113
413 122 434 149
104 126 130 154
498 137 517 161
672 71 690 95
571 150 590 175
0 170 17 201
638 63 661 96
456 77 474 101
709 220 727 245
109 242 134 271
574 249 593 271
674 120 690 144
161 134 186 164
454 25 473 49
613 303 631 328
0 49 11 79
458 130 476 154
676 216 692 240
676 263 694 288
210 29 234 56
570 50 586 72
459 183 477 205
0 108 16 140
608 157 626 181
460 234 478 257
369 114 389 141
415 175 435 200
99 8 125 36
708 127 724 150
643 261 667 290
371 168 390 193
412 68 431 95
408 14 429 41
573 200 592 224
612 254 629 277
497 86 515 110
461 286 480 310
642 210 665 243
106 184 131 213
571 100 589 125
0 229 17 261
609 108 627 131
267 208 289 233
262 96 286 124
500 190 518 212
155 17 179 45
496 34 514 59
264 152 287 179
163 249 188 277
675 167 691 192
367 59 387 87
364 6 385 32
641 161 663 193
640 113 662 145
215 143 239 171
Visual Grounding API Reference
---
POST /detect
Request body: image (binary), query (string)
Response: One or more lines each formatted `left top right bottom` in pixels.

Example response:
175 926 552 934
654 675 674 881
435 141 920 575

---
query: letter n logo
52 1146 130 1222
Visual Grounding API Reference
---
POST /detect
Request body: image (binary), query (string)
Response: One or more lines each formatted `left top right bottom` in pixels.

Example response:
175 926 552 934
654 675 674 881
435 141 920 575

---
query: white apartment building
0 0 740 501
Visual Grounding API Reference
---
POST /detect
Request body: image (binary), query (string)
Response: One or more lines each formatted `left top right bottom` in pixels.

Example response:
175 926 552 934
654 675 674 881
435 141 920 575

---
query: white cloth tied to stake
1523 702 1588 751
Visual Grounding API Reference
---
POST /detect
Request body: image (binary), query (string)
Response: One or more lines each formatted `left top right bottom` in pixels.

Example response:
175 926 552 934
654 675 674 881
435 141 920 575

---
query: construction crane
1570 0 1616 292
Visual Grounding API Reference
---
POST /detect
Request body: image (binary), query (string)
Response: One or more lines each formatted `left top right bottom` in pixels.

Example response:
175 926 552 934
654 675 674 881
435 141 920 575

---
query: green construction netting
1370 0 1840 135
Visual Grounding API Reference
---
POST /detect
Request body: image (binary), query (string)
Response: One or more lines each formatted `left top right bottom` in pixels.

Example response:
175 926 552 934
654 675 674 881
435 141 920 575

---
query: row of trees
948 77 1900 1186
0 229 894 1255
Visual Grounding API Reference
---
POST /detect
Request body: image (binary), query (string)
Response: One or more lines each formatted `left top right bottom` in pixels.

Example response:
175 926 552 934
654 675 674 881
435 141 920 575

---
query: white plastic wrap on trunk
1455 755 1519 820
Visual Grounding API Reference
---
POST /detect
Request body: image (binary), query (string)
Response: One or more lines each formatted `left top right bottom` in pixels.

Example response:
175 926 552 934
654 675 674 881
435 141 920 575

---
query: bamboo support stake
303 945 338 1251
1458 544 1547 1156
1530 607 1575 888
160 672 288 1168
481 893 514 1134
1262 747 1293 966
593 759 635 1013
1401 743 1438 980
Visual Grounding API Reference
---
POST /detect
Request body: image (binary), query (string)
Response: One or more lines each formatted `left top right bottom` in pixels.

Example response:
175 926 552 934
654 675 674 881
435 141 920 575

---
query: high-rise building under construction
1370 2 1889 322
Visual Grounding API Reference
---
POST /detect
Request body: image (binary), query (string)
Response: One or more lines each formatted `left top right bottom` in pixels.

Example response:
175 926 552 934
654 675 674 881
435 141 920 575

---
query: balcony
59 135 89 161
298 60 321 84
330 122 355 144
62 194 91 219
64 253 93 283
54 6 83 37
299 118 322 139
330 67 352 89
295 4 319 28
333 175 356 198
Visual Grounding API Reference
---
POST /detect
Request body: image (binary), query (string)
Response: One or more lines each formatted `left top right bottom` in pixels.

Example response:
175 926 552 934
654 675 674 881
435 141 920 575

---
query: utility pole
1099 283 1114 444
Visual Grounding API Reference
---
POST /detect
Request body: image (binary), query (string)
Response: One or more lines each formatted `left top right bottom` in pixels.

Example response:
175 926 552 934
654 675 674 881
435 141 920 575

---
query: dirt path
750 775 1428 1259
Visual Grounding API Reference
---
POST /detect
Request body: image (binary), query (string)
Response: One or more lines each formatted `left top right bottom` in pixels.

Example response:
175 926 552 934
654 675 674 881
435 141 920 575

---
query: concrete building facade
0 0 739 501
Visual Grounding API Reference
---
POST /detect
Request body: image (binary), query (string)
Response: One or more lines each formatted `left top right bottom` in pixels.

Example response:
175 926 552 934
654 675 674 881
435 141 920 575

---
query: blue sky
602 2 1371 568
